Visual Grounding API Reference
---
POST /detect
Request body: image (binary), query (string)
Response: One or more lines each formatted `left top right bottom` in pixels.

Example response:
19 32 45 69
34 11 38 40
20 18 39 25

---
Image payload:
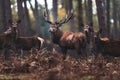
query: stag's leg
31 48 39 54
75 45 87 59
74 42 82 58
81 47 87 58
61 48 67 60
80 41 87 58
76 47 82 59
3 48 10 60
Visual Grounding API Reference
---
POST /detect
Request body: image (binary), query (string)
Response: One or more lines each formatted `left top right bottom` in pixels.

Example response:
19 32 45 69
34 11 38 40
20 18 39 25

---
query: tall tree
52 0 58 22
4 0 12 28
64 0 75 32
17 0 27 36
112 0 118 39
0 0 5 33
85 0 94 56
28 0 42 36
77 0 83 31
23 0 32 36
87 0 93 27
44 0 50 39
95 0 107 37
106 0 110 37
0 0 12 33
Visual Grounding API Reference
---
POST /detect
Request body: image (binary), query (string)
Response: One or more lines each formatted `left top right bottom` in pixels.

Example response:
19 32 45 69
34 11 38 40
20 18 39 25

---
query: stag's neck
51 30 63 44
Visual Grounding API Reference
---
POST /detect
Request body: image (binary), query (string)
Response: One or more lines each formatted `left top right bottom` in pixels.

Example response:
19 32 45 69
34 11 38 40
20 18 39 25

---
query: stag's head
44 10 74 33
83 25 94 34
9 19 21 28
4 20 21 40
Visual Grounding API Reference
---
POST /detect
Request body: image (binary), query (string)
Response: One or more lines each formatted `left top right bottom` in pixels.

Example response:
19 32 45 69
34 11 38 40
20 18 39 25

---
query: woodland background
0 0 120 40
0 0 120 80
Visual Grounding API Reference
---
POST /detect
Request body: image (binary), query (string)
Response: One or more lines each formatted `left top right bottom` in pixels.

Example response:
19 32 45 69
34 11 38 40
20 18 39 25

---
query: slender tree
44 0 50 39
106 0 110 37
17 0 27 36
95 0 107 37
64 0 75 31
52 0 58 22
77 0 83 31
112 0 118 39
0 0 5 33
85 0 94 56
4 0 12 28
28 0 42 36
0 0 12 33
87 0 93 27
23 0 32 36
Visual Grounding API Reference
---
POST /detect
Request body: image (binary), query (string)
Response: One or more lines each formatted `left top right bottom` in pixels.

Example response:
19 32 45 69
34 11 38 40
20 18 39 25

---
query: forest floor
0 49 120 80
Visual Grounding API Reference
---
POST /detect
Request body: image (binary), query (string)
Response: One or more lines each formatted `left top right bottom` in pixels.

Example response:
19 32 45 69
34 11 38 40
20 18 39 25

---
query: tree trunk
95 0 107 37
0 0 5 33
28 0 42 36
106 0 110 37
23 0 32 36
44 0 50 39
85 0 94 56
64 0 74 32
17 0 27 36
4 0 12 28
52 0 58 22
34 0 42 36
87 0 93 27
77 0 83 31
112 0 118 39
0 0 12 33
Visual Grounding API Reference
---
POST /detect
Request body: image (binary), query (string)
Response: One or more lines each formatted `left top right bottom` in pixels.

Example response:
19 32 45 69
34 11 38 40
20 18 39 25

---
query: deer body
44 10 87 57
95 38 120 56
0 33 13 49
15 36 44 50
51 29 86 51
0 25 18 59
0 20 44 57
94 30 120 57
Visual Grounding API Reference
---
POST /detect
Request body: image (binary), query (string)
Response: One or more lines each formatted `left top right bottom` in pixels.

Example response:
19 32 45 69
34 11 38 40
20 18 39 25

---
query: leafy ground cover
0 49 120 80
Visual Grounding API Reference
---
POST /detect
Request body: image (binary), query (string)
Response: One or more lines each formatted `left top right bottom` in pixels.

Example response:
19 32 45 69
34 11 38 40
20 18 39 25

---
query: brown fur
0 27 17 59
44 11 87 58
0 33 13 49
50 28 86 57
15 36 44 51
95 35 120 56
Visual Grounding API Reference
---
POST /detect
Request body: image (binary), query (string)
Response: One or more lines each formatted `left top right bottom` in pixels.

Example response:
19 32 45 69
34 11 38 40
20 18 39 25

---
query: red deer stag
0 20 44 57
94 30 120 57
44 10 87 59
0 20 21 59
7 20 44 55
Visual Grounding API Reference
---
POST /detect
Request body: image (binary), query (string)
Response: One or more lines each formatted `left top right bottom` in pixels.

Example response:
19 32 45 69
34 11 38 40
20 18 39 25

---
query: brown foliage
0 49 120 80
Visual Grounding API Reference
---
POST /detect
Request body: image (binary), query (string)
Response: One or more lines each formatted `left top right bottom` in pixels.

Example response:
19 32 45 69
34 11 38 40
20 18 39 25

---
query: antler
43 11 52 24
58 9 74 24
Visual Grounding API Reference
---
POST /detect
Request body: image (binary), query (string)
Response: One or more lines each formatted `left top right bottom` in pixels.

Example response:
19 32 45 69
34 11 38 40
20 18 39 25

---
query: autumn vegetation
0 0 120 80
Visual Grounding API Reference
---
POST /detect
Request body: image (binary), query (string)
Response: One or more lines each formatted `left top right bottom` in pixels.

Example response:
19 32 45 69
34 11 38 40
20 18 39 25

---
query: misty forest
0 0 120 80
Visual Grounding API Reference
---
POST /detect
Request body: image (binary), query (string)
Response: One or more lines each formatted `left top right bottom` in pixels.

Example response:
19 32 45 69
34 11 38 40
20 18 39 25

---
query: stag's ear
17 20 21 23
